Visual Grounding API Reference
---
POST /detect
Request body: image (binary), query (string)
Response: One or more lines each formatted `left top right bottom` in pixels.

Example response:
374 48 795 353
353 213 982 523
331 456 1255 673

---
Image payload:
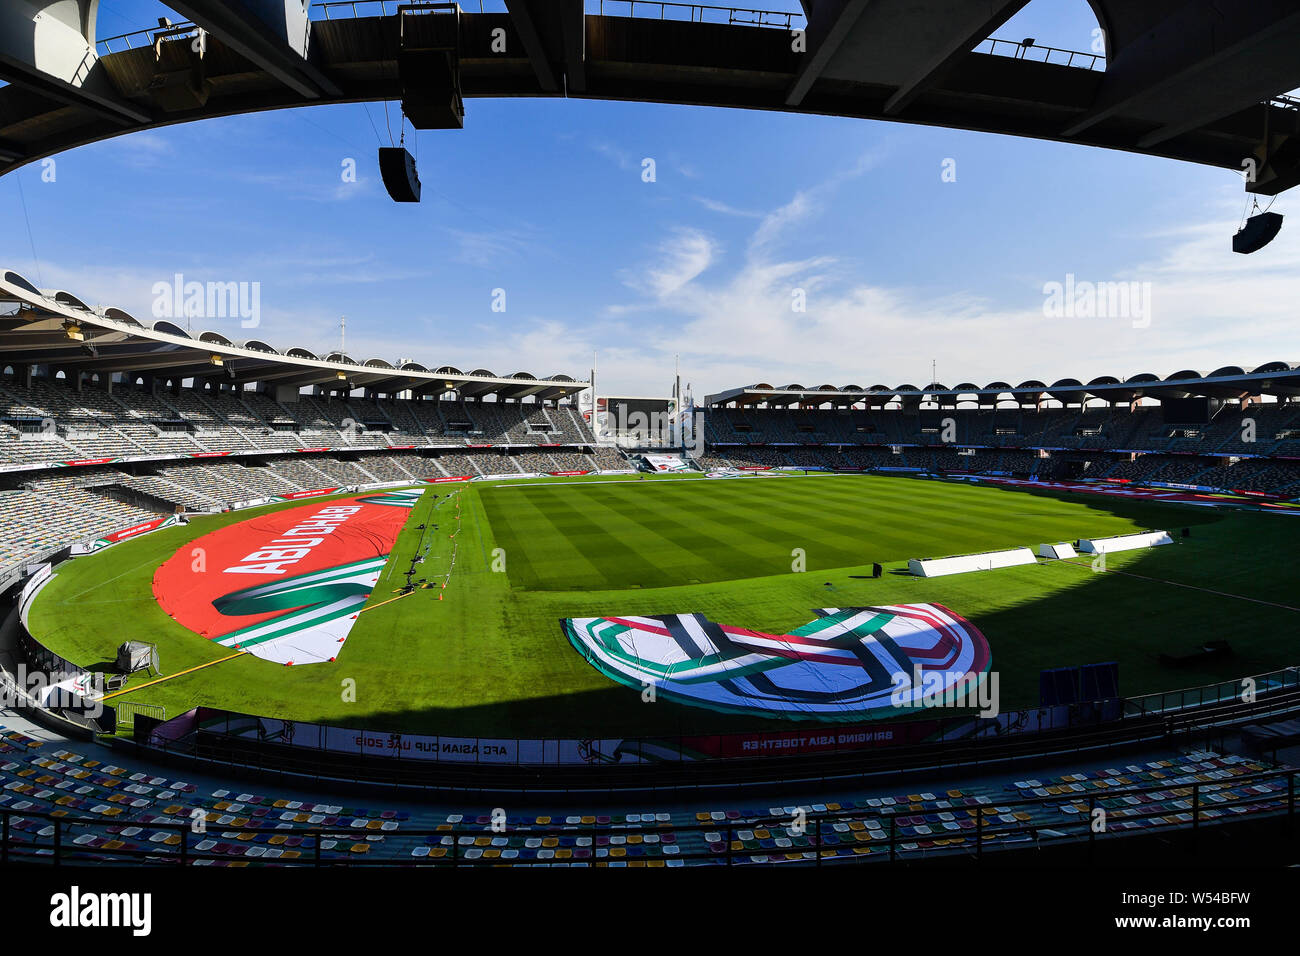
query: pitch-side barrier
908 548 1037 577
1078 530 1172 554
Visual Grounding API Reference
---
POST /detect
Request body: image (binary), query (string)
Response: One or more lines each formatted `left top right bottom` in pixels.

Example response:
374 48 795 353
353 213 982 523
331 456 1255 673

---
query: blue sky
3 0 1295 398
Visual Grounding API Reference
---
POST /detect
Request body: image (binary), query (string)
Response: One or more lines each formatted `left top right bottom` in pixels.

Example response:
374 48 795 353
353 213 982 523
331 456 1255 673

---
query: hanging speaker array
378 147 421 203
1233 211 1283 254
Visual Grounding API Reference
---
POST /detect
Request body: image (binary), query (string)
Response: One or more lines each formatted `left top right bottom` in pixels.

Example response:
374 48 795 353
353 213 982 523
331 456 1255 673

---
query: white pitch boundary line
63 552 174 601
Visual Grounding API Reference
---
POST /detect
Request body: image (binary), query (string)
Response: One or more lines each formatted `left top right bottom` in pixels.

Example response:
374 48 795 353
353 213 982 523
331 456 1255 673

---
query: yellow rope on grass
101 649 247 701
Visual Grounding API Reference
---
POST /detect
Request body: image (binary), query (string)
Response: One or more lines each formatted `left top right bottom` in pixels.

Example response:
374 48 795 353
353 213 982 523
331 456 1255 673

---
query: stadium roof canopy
0 2 1298 194
0 269 587 402
705 369 1300 408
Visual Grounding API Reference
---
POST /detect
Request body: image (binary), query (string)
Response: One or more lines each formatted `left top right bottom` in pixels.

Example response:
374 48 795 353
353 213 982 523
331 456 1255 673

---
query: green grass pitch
25 472 1300 738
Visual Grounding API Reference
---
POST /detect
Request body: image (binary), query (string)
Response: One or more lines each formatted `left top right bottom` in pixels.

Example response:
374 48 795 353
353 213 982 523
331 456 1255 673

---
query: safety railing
115 702 166 734
315 1 803 29
2 765 1293 866
1125 666 1300 718
97 22 200 56
592 1 802 28
316 0 501 15
978 37 1105 71
96 11 1118 63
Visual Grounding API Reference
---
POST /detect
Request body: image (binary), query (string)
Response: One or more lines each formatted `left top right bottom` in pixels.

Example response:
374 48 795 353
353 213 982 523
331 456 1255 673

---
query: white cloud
444 226 539 267
693 196 762 218
104 133 174 169
17 164 1300 400
551 182 1300 396
627 228 718 299
591 140 637 172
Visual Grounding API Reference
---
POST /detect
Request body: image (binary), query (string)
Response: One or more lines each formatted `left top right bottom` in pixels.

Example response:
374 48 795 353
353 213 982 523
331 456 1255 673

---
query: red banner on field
153 493 411 659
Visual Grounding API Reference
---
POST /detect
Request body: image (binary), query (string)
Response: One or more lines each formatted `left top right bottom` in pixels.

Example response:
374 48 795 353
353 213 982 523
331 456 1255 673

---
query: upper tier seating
0 377 598 465
0 445 630 576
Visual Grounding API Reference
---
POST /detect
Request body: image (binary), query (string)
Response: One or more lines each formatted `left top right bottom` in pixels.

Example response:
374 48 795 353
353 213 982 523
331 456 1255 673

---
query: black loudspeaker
872 563 882 578
1233 211 1283 254
1040 666 1080 707
379 147 421 203
1079 661 1120 701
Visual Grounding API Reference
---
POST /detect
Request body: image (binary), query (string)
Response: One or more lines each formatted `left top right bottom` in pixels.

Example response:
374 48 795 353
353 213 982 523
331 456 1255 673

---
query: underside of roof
0 270 588 402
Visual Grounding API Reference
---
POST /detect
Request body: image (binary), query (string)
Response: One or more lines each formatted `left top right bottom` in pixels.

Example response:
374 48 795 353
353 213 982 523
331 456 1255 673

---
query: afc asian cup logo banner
563 604 991 720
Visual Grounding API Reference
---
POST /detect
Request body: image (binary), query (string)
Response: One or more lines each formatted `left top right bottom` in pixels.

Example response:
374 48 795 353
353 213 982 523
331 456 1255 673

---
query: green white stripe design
212 556 387 665
356 489 423 508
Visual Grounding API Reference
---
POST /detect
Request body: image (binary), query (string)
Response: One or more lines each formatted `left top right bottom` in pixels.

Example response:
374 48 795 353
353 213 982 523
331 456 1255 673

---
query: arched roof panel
3 271 41 296
103 307 141 327
152 321 190 338
52 291 90 310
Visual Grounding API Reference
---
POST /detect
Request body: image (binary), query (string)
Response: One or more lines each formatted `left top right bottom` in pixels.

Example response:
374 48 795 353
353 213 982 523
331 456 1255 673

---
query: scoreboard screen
1161 397 1212 424
599 397 675 439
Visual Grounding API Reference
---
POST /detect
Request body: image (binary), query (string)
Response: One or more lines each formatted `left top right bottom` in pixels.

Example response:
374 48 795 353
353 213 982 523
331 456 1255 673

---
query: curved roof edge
0 270 590 394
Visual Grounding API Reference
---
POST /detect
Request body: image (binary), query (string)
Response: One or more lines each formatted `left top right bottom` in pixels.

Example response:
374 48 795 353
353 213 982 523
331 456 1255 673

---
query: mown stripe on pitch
534 487 683 589
480 484 599 588
515 485 614 586
576 489 769 579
